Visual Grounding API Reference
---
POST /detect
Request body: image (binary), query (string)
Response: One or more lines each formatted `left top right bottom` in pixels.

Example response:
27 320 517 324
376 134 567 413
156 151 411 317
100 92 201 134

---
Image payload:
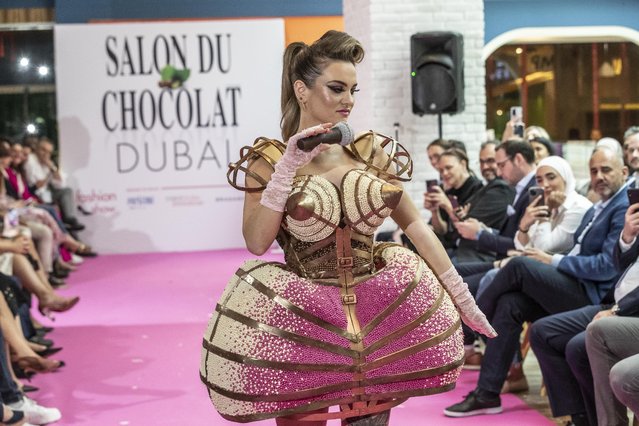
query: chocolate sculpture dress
200 131 464 422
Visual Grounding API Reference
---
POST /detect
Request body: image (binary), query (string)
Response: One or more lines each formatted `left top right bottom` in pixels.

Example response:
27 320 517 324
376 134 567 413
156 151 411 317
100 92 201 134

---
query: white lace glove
439 266 497 338
260 124 331 212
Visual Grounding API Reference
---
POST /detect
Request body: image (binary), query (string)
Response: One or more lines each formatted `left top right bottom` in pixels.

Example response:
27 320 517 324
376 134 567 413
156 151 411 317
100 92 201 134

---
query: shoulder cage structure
348 131 413 182
226 137 285 192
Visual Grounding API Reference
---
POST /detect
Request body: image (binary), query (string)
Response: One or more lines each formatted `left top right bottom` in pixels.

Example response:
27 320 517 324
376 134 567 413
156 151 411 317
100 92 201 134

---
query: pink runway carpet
30 250 554 425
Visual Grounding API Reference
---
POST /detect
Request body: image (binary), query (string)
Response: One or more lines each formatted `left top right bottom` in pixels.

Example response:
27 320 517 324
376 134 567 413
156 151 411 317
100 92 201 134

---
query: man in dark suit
443 140 515 263
454 139 536 264
528 194 639 426
444 146 629 417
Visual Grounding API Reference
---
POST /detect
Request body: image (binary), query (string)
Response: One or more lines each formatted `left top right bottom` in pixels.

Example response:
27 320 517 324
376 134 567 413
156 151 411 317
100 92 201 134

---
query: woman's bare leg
12 255 79 314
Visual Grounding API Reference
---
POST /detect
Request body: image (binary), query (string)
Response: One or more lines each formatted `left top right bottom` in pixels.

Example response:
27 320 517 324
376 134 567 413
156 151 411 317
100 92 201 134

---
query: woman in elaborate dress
200 30 495 425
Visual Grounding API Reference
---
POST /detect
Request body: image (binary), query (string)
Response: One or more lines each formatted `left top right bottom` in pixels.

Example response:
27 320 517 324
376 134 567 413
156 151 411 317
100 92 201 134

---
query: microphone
297 122 355 152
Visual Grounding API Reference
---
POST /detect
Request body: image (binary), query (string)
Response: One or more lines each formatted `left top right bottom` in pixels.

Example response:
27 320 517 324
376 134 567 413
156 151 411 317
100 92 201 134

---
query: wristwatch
611 304 620 315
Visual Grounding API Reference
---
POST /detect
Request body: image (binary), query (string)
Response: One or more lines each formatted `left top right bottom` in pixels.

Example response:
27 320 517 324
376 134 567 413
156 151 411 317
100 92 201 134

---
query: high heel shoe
15 356 64 374
35 347 62 358
38 296 80 320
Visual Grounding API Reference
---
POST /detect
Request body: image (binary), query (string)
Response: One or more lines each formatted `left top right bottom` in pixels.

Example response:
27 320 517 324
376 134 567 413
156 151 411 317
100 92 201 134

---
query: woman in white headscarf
476 156 592 395
514 155 592 254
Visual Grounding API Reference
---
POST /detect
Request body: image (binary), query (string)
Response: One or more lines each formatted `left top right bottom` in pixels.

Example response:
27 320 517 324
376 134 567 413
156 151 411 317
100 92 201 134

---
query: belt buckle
342 294 357 305
338 256 353 268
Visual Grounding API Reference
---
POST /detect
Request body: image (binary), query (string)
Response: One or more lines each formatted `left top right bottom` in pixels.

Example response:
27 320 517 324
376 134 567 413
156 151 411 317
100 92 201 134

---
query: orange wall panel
284 16 343 45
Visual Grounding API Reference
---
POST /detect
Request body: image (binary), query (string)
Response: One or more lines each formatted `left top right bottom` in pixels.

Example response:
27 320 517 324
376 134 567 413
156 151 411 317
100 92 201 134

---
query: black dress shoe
444 389 502 417
48 275 66 288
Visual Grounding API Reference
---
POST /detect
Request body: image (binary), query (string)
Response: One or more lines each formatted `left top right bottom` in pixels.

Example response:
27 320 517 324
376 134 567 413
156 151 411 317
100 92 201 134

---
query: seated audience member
426 139 467 183
587 318 639 426
477 155 592 322
524 125 550 141
454 139 536 271
0 326 62 425
528 136 555 164
578 136 625 203
468 156 590 392
529 200 639 426
426 138 452 171
23 137 84 231
448 141 514 263
513 156 592 255
424 148 482 249
623 126 639 179
444 146 629 417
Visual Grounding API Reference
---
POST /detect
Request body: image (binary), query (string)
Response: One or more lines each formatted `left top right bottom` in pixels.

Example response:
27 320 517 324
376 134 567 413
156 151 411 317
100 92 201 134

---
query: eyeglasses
496 157 512 169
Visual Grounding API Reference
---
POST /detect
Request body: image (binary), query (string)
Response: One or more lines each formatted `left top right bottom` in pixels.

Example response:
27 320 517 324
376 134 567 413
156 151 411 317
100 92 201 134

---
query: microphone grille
336 121 355 146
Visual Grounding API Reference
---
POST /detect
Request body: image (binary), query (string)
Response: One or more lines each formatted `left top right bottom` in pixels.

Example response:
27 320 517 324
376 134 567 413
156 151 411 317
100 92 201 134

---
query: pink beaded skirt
200 245 463 422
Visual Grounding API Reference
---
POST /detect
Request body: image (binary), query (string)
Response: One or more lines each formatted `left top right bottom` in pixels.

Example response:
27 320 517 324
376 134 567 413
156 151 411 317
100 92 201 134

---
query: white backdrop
55 19 284 253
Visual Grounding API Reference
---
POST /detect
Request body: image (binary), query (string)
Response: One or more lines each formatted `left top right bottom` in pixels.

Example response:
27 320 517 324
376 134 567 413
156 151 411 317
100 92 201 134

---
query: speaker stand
437 113 443 139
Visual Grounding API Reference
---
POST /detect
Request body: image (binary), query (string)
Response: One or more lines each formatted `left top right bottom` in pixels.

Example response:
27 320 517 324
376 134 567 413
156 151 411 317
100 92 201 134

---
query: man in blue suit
528 194 639 426
444 146 629 417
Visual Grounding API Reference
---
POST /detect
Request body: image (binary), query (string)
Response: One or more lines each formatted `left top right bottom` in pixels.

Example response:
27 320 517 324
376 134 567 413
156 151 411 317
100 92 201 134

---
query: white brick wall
344 0 486 222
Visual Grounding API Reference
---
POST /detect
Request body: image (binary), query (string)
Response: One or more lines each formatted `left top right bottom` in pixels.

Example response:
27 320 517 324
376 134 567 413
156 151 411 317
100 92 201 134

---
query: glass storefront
0 28 55 140
486 41 639 142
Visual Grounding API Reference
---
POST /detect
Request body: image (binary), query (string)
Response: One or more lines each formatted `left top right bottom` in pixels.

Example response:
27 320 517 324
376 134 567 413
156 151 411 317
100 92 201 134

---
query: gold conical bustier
280 170 403 279
341 169 403 235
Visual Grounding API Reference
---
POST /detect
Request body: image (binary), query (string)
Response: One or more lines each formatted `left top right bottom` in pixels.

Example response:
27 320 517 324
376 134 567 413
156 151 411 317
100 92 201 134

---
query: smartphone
510 106 524 137
510 106 523 121
628 188 639 205
426 179 439 193
448 195 459 209
528 186 545 205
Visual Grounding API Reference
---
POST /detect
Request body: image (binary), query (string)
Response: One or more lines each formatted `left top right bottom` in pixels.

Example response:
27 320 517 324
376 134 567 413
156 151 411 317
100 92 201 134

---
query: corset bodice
277 169 402 279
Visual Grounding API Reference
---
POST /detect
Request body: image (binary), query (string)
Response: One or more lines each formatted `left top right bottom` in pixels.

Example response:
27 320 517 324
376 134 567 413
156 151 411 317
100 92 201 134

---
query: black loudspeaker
411 32 464 115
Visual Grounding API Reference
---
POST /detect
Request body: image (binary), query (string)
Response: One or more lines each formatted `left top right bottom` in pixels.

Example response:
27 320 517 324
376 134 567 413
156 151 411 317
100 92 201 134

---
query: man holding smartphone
454 139 536 262
529 196 639 426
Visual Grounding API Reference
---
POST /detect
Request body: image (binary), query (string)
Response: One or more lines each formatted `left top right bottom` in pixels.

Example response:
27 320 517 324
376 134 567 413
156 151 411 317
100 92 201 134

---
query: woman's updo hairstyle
439 148 471 172
281 30 364 141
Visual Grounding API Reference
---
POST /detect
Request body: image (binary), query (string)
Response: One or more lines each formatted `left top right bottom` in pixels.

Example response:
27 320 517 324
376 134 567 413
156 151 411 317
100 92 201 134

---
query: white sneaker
70 253 84 265
8 397 62 425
